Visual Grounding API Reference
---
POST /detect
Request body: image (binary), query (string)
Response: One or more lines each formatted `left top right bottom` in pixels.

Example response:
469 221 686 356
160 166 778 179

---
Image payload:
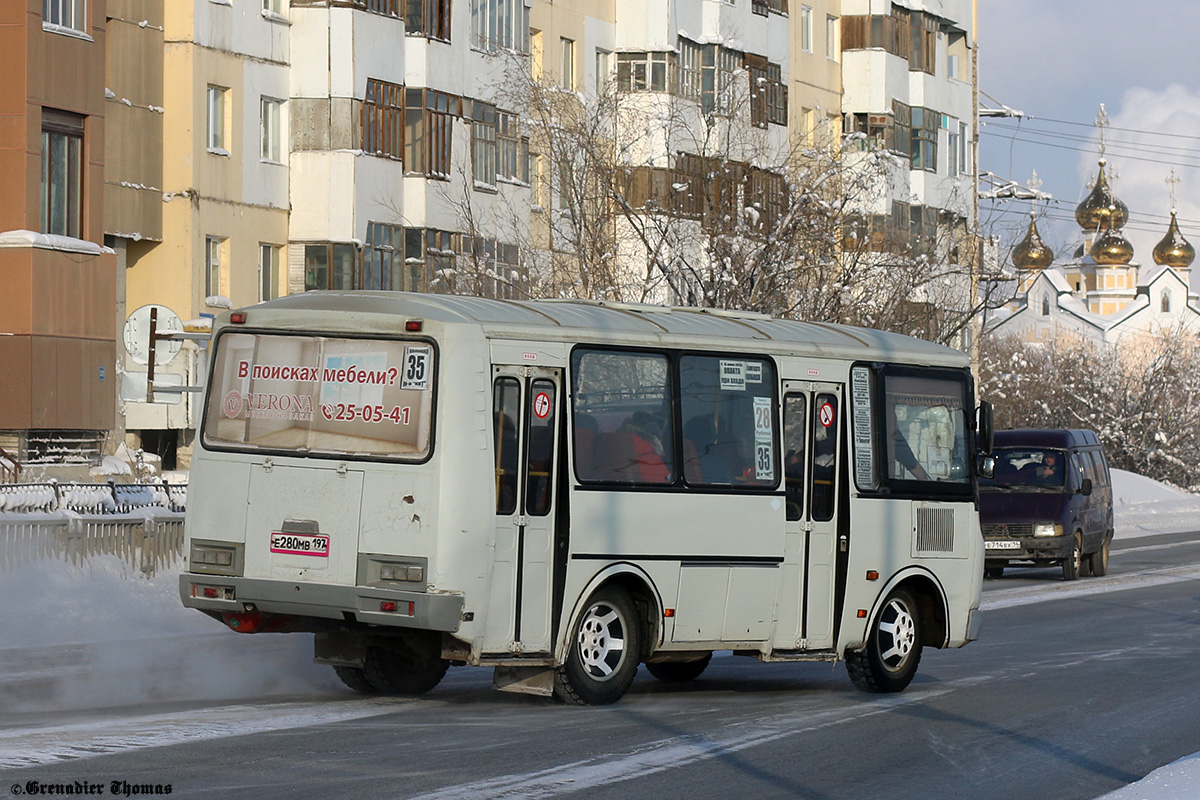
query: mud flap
492 665 555 696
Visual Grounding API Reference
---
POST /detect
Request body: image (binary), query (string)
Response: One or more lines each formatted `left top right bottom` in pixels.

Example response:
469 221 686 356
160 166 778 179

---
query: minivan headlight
1033 523 1063 537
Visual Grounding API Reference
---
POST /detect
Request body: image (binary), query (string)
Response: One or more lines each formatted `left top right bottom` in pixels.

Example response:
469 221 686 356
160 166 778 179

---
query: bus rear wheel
646 653 712 682
846 588 922 693
333 665 379 694
362 639 449 695
554 587 641 705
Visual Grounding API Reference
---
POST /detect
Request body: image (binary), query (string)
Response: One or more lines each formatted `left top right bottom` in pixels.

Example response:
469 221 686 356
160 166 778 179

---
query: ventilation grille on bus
915 507 955 553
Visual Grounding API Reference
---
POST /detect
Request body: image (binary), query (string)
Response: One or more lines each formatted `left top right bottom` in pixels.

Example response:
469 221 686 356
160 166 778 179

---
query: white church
987 159 1199 345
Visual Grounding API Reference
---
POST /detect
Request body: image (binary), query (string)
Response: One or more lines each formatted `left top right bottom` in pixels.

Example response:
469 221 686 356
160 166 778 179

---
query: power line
979 129 1200 170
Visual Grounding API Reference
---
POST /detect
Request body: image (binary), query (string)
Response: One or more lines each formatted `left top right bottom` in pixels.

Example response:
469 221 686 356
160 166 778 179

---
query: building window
910 106 938 172
958 122 970 174
40 110 84 239
304 243 357 291
471 100 497 188
677 39 702 98
595 48 612 95
363 222 402 290
405 0 450 40
800 6 813 53
751 0 787 15
1041 295 1050 316
44 0 86 31
359 0 400 17
746 56 786 128
205 236 226 298
496 111 524 183
462 237 524 298
618 51 670 93
1162 290 1172 313
206 86 228 154
560 38 575 90
405 88 459 179
827 15 838 60
422 229 457 291
262 0 282 14
841 8 936 74
260 97 283 162
259 243 280 301
701 45 738 116
363 78 404 161
471 0 529 53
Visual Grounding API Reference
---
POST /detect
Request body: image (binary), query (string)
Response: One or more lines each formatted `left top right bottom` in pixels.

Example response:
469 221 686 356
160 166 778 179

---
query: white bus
181 292 992 705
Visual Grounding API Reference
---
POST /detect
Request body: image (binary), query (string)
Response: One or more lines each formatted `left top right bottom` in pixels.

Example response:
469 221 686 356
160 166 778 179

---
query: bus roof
231 291 968 367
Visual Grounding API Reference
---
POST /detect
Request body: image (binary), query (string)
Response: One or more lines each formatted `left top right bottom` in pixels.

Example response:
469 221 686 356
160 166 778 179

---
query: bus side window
525 380 557 516
810 394 838 522
783 394 807 521
493 378 521 515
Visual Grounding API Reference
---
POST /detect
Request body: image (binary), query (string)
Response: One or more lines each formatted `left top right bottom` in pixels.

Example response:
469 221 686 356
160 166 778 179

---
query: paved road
3 530 1200 800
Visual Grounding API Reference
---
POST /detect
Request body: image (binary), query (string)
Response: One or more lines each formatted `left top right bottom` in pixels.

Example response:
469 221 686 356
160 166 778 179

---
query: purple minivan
978 429 1113 581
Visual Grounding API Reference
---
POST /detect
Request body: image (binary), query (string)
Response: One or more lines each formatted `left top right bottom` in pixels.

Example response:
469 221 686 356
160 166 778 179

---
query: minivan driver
1033 453 1063 485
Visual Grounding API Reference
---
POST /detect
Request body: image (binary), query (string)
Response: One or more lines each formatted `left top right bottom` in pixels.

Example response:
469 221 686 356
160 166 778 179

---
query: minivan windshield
979 447 1066 490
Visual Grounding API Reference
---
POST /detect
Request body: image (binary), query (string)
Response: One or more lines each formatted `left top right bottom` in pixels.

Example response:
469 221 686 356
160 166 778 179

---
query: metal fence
0 482 188 577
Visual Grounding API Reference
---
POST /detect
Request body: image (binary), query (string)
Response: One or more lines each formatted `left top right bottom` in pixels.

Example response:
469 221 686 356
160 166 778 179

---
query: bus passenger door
487 366 562 656
781 381 843 651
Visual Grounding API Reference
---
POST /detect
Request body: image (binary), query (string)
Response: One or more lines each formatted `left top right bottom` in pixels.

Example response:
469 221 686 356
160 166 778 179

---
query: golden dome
1012 215 1054 269
1090 220 1134 265
1075 161 1129 232
1152 210 1195 269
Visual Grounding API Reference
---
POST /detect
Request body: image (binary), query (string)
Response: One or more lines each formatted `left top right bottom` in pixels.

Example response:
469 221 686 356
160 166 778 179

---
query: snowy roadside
1096 470 1200 800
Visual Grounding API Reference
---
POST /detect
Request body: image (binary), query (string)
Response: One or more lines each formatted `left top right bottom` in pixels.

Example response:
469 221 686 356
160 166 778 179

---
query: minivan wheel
1089 535 1111 577
1062 533 1082 581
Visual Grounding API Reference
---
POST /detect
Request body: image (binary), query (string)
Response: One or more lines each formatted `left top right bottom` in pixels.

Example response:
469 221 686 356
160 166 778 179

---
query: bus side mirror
979 455 995 480
1079 478 1093 496
977 400 995 455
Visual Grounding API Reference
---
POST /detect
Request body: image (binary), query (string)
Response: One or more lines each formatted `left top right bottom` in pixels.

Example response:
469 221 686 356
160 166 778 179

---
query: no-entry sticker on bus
533 391 552 419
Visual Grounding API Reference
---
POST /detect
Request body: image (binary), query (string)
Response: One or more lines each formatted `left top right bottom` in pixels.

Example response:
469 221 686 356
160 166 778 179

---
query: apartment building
840 0 975 255
0 0 116 466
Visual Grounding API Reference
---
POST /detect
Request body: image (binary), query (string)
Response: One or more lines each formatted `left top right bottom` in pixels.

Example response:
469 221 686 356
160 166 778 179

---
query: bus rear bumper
179 574 464 633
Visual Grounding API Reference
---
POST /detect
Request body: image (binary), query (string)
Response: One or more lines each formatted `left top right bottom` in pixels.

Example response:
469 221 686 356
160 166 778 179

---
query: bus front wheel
846 588 922 693
555 587 641 705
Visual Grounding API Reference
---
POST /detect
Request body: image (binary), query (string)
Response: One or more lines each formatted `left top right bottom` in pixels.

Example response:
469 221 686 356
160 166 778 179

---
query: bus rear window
203 332 435 460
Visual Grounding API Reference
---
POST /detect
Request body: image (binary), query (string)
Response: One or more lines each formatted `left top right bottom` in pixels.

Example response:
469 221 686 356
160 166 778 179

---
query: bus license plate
270 532 331 557
985 540 1021 550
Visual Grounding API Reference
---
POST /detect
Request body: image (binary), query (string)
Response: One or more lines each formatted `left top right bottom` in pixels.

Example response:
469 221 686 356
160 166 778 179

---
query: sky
976 0 1200 282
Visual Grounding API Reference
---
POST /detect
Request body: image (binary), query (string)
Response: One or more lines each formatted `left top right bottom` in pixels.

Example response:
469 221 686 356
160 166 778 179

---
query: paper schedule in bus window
204 332 435 460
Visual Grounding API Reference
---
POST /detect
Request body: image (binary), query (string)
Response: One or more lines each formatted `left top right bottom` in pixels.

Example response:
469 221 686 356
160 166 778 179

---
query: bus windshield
979 448 1066 490
202 331 435 460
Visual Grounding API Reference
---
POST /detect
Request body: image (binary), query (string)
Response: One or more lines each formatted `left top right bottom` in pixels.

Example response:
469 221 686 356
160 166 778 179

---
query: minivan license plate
985 540 1020 550
270 533 330 557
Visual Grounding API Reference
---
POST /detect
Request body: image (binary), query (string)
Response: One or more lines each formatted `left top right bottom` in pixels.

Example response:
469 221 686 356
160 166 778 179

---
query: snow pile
1112 468 1200 538
1098 752 1200 800
0 558 338 713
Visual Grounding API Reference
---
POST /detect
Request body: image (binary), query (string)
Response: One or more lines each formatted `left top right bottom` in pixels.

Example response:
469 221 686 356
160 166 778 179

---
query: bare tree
443 49 1008 347
979 329 1200 489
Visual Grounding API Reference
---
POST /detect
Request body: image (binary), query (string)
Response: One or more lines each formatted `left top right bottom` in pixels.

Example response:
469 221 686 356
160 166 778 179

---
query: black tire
333 665 379 694
362 641 449 696
846 588 922 693
985 566 1004 579
646 653 712 682
1089 535 1111 577
554 587 641 705
1062 533 1082 581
